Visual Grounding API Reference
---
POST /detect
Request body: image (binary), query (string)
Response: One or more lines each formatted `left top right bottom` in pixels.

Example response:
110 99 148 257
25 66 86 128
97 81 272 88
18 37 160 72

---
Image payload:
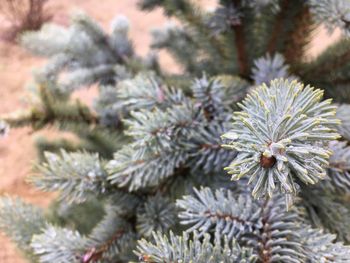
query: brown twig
82 230 125 263
267 0 290 54
231 0 248 77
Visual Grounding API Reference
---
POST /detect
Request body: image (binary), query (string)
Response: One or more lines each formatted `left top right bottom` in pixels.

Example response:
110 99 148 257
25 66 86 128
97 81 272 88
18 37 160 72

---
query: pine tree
1 0 350 262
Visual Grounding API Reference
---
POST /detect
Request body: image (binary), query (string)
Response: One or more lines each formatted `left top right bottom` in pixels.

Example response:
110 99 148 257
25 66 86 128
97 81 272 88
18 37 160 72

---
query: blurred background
0 0 341 262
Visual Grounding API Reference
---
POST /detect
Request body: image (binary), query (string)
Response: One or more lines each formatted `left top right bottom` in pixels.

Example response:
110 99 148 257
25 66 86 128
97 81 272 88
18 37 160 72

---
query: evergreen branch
31 150 110 203
32 205 137 263
110 15 134 59
116 74 186 112
222 79 340 203
325 141 350 194
72 12 125 65
0 197 46 258
21 12 139 92
256 196 303 263
167 1 229 63
31 225 88 263
59 64 129 93
135 231 258 263
2 85 97 130
191 74 226 120
107 146 189 191
177 188 307 262
308 0 350 36
3 1 350 261
136 194 177 237
216 75 250 107
124 103 199 152
336 104 350 140
251 53 291 85
141 0 229 73
47 198 105 235
82 205 136 262
188 123 236 173
93 84 123 129
206 3 242 36
177 187 261 239
34 136 88 161
74 126 126 158
301 188 350 243
21 23 70 56
192 74 249 116
300 228 350 262
150 25 201 74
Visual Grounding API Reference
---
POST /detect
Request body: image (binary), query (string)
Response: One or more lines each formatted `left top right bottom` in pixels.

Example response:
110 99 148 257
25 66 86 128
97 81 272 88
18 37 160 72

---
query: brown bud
260 154 276 168
139 255 152 262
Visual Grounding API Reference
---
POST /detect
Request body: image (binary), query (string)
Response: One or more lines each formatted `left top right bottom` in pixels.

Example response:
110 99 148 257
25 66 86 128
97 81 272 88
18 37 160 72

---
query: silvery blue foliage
20 12 146 94
135 231 258 263
107 140 189 191
32 150 109 203
177 187 261 240
116 74 187 111
324 140 350 193
222 79 340 205
308 0 350 36
191 74 226 118
109 15 134 58
206 4 242 35
300 228 350 262
31 204 137 263
192 75 249 114
188 123 236 173
31 225 87 263
136 194 177 237
83 204 137 262
177 187 350 262
2 0 350 261
0 198 46 255
252 53 290 85
336 103 350 140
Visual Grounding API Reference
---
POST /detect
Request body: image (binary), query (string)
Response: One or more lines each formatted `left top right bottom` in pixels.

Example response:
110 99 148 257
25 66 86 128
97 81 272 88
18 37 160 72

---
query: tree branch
231 0 248 77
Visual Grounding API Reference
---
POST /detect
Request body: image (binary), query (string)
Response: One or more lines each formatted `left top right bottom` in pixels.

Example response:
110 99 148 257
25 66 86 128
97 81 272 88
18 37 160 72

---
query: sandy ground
0 1 341 262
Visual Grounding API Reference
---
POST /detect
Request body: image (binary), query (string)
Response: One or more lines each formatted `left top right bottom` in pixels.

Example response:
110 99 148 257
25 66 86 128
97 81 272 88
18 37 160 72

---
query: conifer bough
1 0 350 262
222 79 340 203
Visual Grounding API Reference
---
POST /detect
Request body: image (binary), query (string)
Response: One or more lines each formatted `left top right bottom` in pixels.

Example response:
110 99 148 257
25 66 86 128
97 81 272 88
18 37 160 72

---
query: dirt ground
0 1 341 262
